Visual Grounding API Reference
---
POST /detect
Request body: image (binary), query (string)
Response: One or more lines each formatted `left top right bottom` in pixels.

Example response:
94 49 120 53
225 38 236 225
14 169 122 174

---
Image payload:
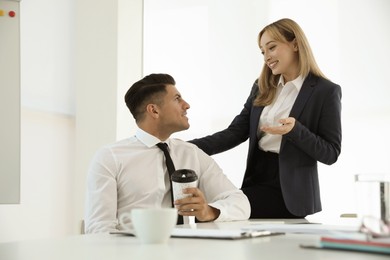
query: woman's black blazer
190 73 342 216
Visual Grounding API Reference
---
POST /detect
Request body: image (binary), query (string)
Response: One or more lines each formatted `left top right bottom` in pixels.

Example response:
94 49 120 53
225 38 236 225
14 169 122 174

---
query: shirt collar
136 128 167 148
278 75 305 92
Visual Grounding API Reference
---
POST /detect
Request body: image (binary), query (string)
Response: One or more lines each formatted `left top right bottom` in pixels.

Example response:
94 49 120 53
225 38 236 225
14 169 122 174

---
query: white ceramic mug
119 208 178 244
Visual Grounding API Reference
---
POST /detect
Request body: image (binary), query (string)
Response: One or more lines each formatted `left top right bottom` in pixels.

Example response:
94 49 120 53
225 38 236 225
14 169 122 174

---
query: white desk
0 220 388 260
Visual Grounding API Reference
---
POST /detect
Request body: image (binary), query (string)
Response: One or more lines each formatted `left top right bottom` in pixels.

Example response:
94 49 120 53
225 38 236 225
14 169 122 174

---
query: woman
190 18 342 218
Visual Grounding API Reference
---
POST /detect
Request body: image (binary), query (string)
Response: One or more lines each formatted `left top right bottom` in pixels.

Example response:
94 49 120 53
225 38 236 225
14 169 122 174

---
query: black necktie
156 142 184 224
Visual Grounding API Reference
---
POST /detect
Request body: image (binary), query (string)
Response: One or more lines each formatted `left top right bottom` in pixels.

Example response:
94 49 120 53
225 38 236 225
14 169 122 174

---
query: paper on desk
110 228 282 240
242 223 361 237
171 227 282 240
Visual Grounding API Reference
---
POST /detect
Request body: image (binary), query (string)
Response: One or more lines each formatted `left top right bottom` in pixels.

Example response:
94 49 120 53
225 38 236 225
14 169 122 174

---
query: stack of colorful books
319 236 390 255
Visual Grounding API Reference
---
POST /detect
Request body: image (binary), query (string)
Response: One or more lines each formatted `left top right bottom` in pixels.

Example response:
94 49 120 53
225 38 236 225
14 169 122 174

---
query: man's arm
190 146 251 221
84 148 118 233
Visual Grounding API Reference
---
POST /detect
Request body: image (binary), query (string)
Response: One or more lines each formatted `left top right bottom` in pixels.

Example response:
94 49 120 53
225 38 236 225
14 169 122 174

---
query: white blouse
258 75 305 153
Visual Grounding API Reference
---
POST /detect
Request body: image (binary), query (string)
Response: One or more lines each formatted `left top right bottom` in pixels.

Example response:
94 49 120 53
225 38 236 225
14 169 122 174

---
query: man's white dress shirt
85 128 250 233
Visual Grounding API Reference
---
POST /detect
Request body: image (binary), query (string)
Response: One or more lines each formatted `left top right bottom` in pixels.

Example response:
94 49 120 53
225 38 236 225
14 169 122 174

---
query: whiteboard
0 0 21 204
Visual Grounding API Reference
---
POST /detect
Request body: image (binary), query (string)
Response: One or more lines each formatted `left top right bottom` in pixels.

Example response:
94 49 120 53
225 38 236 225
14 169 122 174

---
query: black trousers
241 149 304 219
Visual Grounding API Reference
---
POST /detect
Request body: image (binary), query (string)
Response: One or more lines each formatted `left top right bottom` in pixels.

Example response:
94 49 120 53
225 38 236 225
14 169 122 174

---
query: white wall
0 0 75 241
0 109 75 242
0 0 389 243
0 0 142 243
74 0 142 235
143 0 390 221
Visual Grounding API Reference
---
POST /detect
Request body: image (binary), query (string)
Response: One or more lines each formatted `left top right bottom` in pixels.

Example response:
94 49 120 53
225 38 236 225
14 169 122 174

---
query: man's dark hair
124 73 176 122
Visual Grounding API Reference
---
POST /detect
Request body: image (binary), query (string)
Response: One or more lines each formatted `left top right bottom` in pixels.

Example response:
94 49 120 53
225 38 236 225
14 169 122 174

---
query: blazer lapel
289 75 316 118
280 74 317 150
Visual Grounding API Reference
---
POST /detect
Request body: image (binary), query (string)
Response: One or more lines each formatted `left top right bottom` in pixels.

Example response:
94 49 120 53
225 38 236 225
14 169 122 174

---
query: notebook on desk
111 228 283 240
300 235 390 255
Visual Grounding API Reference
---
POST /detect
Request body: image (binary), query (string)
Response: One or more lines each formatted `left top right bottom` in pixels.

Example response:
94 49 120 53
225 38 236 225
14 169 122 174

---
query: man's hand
174 187 220 222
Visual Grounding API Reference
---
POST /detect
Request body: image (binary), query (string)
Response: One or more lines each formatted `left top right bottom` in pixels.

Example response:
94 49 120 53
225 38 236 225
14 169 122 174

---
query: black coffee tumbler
171 169 198 201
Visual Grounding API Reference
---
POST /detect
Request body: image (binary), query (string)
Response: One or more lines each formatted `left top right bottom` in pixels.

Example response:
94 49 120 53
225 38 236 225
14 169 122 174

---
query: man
84 73 250 233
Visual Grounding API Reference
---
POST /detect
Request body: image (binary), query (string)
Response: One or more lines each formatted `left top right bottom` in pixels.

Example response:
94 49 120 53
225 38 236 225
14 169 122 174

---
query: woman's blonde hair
254 18 326 106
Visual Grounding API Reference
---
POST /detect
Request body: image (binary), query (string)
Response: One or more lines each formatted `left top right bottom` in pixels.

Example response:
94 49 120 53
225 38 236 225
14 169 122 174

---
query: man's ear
146 104 159 118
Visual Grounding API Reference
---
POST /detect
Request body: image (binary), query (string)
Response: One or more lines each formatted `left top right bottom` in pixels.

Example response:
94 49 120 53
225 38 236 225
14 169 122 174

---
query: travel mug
171 169 198 201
